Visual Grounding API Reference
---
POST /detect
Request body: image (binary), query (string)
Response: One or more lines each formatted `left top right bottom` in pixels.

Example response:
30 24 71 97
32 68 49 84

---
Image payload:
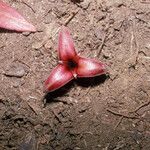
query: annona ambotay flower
44 26 106 92
0 1 36 32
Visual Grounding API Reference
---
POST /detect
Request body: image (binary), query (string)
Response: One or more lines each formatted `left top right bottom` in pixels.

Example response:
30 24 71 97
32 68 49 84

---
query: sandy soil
0 0 150 149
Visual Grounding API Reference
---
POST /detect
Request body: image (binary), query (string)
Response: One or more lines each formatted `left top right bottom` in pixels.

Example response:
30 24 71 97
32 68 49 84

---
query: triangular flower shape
44 26 106 92
0 1 36 32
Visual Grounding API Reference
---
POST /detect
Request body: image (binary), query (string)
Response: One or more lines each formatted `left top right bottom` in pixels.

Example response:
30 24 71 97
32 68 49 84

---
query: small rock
78 0 91 9
94 28 105 40
22 32 31 36
44 40 53 49
4 63 29 78
32 41 43 50
19 133 37 150
103 51 111 59
0 42 5 48
13 78 25 88
147 22 150 29
95 13 106 22
145 43 150 49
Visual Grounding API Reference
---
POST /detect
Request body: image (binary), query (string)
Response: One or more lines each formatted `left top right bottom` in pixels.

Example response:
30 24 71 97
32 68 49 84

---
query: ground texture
0 0 150 149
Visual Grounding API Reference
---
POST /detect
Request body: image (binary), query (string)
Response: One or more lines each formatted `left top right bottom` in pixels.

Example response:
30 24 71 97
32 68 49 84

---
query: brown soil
0 0 150 150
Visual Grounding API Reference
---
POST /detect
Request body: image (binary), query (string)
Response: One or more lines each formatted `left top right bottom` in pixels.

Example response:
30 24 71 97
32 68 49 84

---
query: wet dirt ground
0 0 150 149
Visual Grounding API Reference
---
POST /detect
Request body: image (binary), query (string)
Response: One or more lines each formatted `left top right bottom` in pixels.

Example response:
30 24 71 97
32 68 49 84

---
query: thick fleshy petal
0 1 36 32
58 26 77 61
76 57 106 77
44 64 74 92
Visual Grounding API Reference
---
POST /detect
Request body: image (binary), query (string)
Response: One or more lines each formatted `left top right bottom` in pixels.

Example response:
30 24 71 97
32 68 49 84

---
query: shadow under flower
0 28 20 33
76 74 108 87
44 80 74 105
44 74 108 105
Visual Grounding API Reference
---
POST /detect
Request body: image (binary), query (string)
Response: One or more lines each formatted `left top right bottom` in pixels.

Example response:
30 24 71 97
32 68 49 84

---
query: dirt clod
4 62 29 78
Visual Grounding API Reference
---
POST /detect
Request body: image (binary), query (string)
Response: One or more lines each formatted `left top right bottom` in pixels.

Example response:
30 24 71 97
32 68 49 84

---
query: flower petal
58 26 77 61
44 64 74 92
76 57 106 77
0 1 36 32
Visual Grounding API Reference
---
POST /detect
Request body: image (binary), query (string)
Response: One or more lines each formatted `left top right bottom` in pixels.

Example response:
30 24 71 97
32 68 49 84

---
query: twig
114 116 124 130
22 0 36 13
26 101 39 116
52 109 62 123
97 33 107 57
107 108 139 119
64 10 79 26
13 59 31 69
81 87 91 98
130 101 150 113
0 90 7 103
83 139 87 148
0 44 5 49
129 19 139 67
51 28 60 40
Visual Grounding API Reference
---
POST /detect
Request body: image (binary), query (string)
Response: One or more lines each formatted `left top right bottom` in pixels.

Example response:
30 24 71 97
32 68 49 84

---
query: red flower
44 26 106 92
0 1 36 32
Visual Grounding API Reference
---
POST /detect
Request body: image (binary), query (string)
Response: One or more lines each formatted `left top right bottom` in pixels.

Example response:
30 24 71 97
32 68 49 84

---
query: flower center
67 59 78 70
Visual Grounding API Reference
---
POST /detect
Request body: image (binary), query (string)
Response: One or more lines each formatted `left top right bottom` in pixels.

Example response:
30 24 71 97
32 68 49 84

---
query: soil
0 0 150 150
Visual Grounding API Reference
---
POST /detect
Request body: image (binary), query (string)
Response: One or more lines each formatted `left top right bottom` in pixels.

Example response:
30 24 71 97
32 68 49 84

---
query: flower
44 26 106 92
0 1 36 32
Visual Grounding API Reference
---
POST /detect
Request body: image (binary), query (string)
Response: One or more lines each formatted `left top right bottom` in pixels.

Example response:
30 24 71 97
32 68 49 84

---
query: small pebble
4 63 29 78
32 41 43 50
19 133 37 150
